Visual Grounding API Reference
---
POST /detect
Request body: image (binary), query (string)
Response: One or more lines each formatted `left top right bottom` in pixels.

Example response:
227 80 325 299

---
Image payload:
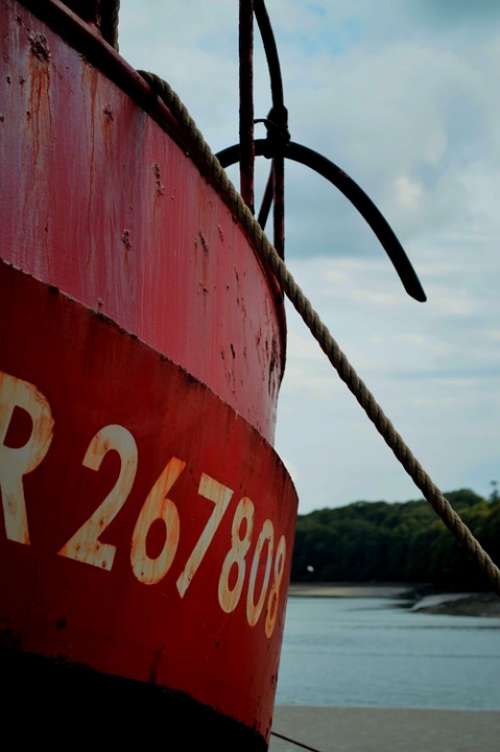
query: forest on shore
291 489 500 589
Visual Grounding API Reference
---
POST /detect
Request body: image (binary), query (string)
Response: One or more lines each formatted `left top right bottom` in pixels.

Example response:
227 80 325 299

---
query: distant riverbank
412 591 500 617
288 583 412 598
287 582 500 616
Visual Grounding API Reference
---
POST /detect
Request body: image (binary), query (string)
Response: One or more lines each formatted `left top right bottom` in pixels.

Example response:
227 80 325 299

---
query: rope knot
256 105 290 157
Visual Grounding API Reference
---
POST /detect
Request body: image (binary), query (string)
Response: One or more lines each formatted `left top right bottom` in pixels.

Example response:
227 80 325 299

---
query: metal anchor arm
216 138 427 303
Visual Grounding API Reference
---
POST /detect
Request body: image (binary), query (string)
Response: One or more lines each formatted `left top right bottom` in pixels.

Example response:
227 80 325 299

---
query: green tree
291 489 499 589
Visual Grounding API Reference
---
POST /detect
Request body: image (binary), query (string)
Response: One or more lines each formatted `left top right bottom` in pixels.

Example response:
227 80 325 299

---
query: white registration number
0 369 286 637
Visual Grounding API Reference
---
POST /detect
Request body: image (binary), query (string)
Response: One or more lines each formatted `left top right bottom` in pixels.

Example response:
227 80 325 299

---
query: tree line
291 489 500 589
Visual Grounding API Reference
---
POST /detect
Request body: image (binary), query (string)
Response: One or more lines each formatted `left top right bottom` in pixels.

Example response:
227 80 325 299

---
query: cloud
277 249 500 509
118 2 500 510
394 176 424 211
413 0 500 28
119 3 500 266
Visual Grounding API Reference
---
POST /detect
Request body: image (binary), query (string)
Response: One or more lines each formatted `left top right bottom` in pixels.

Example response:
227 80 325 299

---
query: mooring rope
271 730 323 752
138 69 500 596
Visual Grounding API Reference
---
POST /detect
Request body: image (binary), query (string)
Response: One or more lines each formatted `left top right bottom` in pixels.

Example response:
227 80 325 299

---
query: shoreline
411 591 500 617
287 583 413 598
287 582 500 616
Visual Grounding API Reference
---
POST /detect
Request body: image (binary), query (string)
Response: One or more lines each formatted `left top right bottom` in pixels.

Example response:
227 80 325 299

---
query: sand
269 706 500 752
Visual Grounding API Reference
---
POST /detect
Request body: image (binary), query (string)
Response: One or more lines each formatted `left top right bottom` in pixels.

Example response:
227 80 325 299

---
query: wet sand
270 706 500 752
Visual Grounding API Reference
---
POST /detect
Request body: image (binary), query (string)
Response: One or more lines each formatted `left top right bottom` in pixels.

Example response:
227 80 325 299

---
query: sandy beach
270 706 500 752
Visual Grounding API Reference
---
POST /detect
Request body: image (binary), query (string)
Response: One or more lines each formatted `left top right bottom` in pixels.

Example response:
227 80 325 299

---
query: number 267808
0 369 287 638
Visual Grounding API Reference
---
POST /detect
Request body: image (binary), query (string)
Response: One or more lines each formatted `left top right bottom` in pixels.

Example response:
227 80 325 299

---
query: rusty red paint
0 259 298 739
0 1 299 744
0 0 285 442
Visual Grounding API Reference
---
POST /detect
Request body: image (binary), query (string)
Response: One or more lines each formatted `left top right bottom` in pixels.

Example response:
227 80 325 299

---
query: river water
275 596 500 710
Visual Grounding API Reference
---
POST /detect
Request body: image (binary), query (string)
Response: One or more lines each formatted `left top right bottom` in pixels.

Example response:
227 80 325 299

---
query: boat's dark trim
1 643 267 750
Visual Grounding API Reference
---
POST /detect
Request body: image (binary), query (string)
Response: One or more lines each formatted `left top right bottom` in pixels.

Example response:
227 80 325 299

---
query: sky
118 1 500 513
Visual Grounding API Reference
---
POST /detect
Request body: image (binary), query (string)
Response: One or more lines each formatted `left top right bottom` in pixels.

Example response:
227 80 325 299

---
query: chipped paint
121 229 131 250
153 162 165 196
28 31 49 61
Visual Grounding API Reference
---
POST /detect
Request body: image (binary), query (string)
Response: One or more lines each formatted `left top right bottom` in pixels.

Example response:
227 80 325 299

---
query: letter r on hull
0 371 54 544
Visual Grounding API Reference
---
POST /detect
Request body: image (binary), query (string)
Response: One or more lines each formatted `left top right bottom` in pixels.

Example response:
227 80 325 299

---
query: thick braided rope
139 71 500 596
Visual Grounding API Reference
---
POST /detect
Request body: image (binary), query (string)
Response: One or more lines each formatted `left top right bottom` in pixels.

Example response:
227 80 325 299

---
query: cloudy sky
119 1 500 513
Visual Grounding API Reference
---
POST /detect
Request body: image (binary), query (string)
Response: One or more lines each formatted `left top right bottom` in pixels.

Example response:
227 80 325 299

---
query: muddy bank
287 583 500 617
412 592 500 617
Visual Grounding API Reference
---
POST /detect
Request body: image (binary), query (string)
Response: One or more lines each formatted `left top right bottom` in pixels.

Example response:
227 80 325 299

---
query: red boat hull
0 260 297 743
0 1 298 748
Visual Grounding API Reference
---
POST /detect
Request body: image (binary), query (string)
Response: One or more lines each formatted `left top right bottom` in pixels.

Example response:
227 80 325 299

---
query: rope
271 730 324 752
137 70 500 596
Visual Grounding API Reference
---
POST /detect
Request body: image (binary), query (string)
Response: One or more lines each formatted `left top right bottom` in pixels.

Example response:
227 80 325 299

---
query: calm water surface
276 597 500 709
